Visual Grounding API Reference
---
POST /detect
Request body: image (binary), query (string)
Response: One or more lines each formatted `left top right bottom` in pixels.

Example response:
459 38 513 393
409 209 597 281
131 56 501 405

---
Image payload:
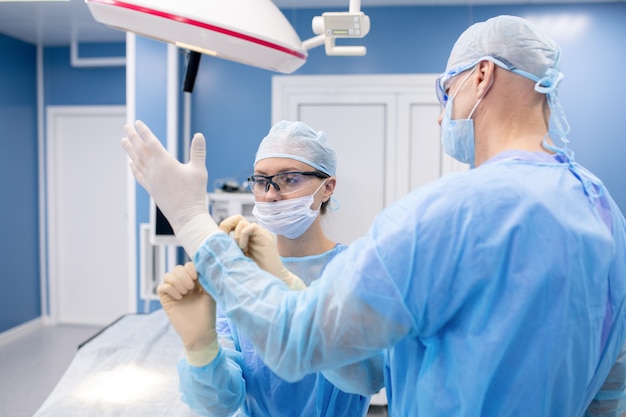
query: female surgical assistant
158 121 383 417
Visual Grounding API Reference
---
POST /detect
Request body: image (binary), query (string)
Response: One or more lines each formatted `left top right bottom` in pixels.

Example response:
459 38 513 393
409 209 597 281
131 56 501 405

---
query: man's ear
476 60 496 97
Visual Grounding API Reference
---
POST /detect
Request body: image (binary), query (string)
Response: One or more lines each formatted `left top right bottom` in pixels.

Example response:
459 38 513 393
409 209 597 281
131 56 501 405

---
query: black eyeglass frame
247 171 329 194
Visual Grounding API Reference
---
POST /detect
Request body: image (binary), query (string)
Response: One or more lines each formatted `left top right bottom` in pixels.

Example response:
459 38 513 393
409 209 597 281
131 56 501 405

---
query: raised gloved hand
121 120 218 257
158 261 218 366
219 215 306 291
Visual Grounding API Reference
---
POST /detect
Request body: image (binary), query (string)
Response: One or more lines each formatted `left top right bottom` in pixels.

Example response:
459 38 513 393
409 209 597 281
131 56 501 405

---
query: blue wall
0 39 125 333
1 2 625 332
44 43 125 106
0 34 39 332
185 3 626 212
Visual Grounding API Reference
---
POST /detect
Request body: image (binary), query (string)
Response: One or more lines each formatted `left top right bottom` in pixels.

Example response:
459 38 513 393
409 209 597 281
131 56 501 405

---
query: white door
47 106 133 325
298 100 392 244
272 74 465 245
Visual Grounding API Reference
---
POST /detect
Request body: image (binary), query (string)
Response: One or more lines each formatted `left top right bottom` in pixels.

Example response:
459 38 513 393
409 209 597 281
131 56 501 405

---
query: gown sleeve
176 309 247 416
321 351 386 396
585 341 626 417
194 230 414 382
585 199 626 417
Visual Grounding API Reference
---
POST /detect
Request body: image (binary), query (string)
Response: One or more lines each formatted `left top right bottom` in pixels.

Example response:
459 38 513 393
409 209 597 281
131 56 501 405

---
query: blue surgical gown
194 150 626 417
177 244 382 417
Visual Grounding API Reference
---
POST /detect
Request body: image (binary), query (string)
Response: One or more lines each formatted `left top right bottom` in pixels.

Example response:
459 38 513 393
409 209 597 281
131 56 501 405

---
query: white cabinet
208 192 256 224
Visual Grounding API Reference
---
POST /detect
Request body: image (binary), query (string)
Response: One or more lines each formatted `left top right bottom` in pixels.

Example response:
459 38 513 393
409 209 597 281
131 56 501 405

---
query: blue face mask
440 67 490 166
440 94 476 165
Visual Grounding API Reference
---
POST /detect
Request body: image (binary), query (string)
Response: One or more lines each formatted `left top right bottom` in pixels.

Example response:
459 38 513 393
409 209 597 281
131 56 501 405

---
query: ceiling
0 0 621 46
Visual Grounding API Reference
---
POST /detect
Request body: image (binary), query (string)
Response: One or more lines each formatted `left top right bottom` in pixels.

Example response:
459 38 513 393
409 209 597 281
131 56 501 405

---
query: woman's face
252 158 335 209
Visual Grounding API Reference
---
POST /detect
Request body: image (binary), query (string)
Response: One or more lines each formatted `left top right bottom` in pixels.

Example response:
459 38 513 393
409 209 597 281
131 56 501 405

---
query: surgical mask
440 67 490 166
252 180 327 239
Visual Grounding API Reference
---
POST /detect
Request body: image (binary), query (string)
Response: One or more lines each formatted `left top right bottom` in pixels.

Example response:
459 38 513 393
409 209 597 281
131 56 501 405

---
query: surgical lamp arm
302 0 370 56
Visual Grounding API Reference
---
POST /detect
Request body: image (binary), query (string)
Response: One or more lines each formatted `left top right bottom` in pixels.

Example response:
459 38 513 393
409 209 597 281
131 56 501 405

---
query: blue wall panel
44 44 125 106
0 39 126 333
0 34 39 332
186 3 626 212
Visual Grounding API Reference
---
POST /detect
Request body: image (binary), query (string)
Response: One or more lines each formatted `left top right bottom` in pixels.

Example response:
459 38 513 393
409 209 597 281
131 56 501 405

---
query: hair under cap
254 120 337 176
446 15 561 87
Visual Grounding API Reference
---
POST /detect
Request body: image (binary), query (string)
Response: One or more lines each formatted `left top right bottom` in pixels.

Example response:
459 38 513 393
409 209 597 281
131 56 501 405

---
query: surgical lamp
84 0 371 75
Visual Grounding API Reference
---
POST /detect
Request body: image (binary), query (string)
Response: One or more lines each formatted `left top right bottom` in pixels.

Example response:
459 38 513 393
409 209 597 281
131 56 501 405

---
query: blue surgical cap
254 120 337 177
444 15 570 151
446 15 561 86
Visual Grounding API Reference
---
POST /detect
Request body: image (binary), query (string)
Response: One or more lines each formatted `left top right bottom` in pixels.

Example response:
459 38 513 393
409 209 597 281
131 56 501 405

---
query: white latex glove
158 261 218 366
219 215 306 291
121 120 218 257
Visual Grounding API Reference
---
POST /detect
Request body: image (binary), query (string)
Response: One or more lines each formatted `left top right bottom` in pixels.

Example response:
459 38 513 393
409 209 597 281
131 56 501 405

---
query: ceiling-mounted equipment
307 0 371 56
85 0 307 74
85 0 371 74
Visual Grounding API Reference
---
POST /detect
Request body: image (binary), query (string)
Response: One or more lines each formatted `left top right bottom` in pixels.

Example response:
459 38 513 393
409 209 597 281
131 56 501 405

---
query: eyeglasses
435 56 516 107
435 61 477 107
247 171 329 196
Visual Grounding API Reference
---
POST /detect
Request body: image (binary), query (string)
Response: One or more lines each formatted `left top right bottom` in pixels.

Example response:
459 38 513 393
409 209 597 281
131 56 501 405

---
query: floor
367 405 389 416
0 323 103 417
0 323 388 417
